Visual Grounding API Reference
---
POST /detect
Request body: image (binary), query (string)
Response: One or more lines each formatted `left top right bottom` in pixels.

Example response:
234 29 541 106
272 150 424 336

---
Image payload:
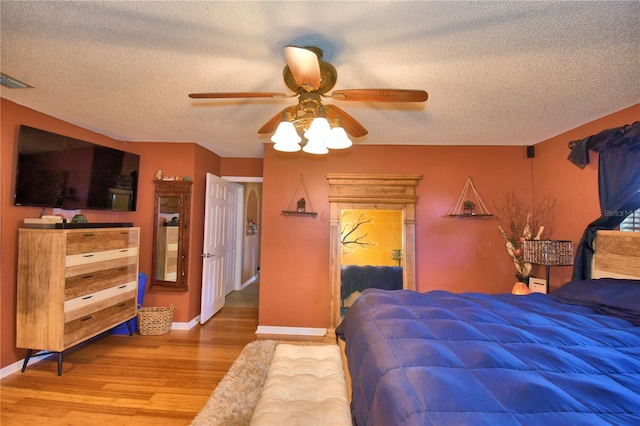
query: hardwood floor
1 284 259 425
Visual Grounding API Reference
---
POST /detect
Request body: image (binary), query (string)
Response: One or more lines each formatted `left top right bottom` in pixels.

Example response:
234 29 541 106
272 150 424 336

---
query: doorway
327 174 421 337
222 176 263 292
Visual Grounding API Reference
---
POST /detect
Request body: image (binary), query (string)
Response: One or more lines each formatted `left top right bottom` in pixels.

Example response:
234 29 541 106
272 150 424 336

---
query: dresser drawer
66 229 139 255
64 298 136 348
64 281 136 322
66 246 138 269
65 264 138 300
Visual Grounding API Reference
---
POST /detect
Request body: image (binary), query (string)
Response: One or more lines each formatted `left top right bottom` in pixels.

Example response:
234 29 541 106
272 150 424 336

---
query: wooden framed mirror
326 174 421 338
150 180 192 291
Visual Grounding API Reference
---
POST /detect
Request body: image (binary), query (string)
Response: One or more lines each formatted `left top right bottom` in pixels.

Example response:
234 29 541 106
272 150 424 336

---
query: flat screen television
14 125 140 211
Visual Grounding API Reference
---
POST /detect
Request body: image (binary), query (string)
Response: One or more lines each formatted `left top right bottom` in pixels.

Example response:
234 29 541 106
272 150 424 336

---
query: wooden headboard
592 230 640 279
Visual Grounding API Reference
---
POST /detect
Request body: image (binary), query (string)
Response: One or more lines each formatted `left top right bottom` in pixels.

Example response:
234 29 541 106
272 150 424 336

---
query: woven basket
137 304 174 335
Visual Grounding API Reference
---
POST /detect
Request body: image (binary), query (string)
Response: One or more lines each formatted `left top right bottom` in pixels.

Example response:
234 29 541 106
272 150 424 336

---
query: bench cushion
250 344 352 425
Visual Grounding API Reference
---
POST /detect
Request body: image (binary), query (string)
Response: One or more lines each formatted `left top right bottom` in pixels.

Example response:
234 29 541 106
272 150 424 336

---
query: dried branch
494 192 555 279
341 213 375 247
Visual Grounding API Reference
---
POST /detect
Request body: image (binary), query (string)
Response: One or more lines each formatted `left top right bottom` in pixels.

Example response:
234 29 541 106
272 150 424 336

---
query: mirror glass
340 208 403 318
155 196 180 282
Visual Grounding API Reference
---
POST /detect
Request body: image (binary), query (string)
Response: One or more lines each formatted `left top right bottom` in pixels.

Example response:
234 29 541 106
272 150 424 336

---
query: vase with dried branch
494 193 555 283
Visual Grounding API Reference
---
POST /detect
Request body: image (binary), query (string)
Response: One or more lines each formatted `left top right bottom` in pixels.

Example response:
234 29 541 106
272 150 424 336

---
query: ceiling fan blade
284 46 321 91
325 104 368 138
257 106 297 135
330 89 428 102
189 92 287 99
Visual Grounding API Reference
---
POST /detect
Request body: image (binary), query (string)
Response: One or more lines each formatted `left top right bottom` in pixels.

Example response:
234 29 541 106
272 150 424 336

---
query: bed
336 231 640 425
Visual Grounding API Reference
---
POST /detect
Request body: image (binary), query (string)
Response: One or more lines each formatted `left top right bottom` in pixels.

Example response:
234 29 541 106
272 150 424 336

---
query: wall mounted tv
14 125 140 211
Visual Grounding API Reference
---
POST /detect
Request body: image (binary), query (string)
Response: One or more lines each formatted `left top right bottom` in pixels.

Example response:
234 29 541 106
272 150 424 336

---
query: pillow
549 278 640 325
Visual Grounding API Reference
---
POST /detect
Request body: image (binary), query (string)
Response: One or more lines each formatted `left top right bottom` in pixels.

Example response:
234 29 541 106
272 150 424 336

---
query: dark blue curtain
568 121 640 280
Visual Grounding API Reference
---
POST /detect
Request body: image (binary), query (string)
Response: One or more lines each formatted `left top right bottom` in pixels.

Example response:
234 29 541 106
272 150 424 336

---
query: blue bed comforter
336 279 640 426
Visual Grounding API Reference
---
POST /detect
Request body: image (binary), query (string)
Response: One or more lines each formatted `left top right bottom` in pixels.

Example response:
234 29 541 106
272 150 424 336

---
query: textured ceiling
1 1 639 158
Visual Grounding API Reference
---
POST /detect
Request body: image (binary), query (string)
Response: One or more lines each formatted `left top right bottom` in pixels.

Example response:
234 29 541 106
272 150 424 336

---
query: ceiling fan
188 46 428 139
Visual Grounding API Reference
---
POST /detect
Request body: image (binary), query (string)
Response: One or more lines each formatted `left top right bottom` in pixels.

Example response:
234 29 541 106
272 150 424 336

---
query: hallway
224 280 259 309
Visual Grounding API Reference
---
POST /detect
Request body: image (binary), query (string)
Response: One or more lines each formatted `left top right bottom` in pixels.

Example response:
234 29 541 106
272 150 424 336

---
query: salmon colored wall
530 104 640 290
3 97 637 368
130 142 221 324
1 99 143 369
220 157 263 177
0 98 255 371
259 144 534 328
258 105 639 330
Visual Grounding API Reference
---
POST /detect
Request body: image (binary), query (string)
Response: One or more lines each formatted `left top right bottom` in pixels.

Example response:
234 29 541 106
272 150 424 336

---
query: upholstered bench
250 343 352 425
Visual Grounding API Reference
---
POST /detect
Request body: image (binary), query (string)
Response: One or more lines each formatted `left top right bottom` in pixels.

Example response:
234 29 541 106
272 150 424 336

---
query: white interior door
232 184 244 291
224 183 240 295
201 173 228 324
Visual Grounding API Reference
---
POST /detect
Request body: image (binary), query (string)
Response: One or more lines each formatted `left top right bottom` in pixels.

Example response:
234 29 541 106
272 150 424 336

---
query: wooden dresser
17 226 140 375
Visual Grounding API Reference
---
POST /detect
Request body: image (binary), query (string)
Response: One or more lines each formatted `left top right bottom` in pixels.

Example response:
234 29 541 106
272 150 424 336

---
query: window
620 208 640 232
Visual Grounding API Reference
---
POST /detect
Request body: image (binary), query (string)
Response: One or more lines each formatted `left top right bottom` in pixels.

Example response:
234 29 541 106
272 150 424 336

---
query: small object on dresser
24 216 64 225
71 214 87 223
155 170 163 180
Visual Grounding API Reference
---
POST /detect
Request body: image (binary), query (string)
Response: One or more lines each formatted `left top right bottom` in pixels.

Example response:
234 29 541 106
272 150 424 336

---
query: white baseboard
239 274 259 290
255 326 327 337
1 358 26 378
171 316 200 330
1 350 55 379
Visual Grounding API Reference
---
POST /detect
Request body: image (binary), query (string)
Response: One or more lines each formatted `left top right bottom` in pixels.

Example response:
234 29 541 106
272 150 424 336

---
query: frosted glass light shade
272 121 301 144
304 116 331 140
272 121 301 152
273 141 301 152
326 126 352 149
302 137 329 154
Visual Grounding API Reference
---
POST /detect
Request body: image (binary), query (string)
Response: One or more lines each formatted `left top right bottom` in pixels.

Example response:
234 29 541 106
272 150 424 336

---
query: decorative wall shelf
282 175 317 217
282 210 318 217
447 177 493 218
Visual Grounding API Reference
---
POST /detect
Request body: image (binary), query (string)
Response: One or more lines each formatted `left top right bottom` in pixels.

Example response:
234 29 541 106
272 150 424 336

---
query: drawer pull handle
83 233 95 237
82 254 94 258
117 303 126 308
80 316 93 322
118 285 127 289
82 275 94 280
81 295 93 300
119 249 129 253
118 267 127 271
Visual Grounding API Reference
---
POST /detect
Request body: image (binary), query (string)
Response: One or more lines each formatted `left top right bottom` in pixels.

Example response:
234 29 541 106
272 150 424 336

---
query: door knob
201 253 215 258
